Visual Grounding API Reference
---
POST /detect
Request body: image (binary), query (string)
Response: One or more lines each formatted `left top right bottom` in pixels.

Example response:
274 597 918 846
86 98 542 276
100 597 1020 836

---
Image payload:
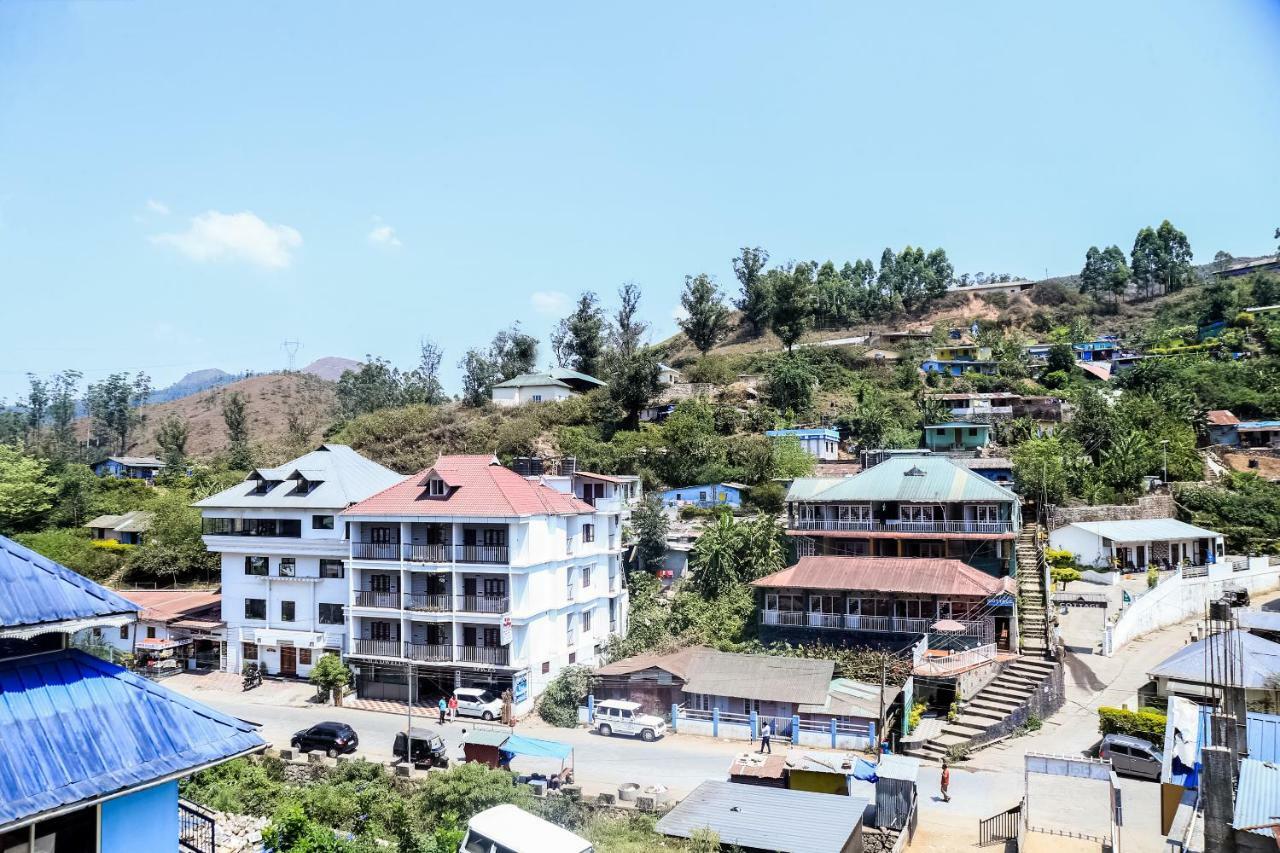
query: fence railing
354 589 399 608
978 798 1023 847
913 644 996 676
760 610 988 638
790 518 1015 534
404 642 452 662
1182 563 1209 579
456 595 509 614
404 543 451 563
179 799 216 853
458 645 510 665
353 543 510 564
404 593 451 611
353 638 401 657
455 545 509 564
352 542 400 560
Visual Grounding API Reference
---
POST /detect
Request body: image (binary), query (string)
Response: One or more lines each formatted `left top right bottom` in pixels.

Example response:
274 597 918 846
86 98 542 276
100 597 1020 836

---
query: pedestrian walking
448 694 458 721
940 758 951 802
438 697 447 725
759 721 772 754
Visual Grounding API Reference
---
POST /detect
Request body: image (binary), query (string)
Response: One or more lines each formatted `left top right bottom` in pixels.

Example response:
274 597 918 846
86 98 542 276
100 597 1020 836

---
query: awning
501 735 572 761
136 637 192 651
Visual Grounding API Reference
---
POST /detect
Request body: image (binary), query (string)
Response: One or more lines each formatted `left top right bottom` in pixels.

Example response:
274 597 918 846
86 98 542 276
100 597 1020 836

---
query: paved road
167 676 757 798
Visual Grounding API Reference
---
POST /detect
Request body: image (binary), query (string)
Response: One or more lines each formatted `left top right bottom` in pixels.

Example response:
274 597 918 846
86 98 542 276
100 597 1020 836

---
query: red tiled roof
1207 409 1240 426
118 589 221 623
344 454 597 517
750 556 1004 597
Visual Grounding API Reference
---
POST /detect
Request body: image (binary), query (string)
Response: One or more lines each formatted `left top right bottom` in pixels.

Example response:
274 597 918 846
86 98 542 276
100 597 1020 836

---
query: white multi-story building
342 454 631 715
196 444 404 678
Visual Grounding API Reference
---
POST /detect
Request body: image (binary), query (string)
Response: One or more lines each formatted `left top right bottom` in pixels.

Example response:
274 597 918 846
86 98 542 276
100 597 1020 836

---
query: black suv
292 722 359 757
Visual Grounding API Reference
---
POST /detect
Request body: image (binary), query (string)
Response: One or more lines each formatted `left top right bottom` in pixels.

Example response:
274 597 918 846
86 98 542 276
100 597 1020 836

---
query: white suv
454 687 503 720
593 699 667 741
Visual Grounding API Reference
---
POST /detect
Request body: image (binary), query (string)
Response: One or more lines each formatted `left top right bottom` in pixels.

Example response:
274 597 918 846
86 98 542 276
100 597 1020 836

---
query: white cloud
146 199 170 215
530 290 570 316
367 218 402 249
151 210 302 269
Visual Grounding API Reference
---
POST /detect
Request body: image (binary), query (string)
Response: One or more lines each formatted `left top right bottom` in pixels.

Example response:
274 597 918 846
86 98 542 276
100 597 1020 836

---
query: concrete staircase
1015 523 1051 658
903 656 1059 763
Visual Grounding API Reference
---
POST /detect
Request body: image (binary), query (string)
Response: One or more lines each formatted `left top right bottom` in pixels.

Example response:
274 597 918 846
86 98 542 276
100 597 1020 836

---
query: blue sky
2 1 1279 401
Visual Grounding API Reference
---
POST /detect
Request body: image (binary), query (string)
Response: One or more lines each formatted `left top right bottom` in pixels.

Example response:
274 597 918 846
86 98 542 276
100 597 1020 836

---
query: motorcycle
242 663 263 691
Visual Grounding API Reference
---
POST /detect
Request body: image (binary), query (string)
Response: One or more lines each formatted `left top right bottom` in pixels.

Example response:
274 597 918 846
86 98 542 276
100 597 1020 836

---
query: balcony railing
353 638 401 657
789 518 1014 534
456 594 509 614
456 544 509 564
458 645 510 666
353 542 400 560
405 543 451 563
759 611 988 637
353 542 511 564
179 799 216 853
404 593 451 611
405 642 452 662
355 589 399 608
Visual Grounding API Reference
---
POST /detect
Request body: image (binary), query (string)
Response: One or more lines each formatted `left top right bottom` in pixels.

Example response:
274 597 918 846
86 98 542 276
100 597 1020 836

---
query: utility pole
1161 439 1169 485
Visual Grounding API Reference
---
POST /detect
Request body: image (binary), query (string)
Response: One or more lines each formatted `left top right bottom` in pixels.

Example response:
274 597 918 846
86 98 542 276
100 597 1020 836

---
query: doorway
280 646 297 677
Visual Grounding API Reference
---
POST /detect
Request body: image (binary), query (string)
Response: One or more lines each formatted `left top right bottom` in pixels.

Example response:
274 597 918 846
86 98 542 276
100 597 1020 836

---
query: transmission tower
282 339 302 372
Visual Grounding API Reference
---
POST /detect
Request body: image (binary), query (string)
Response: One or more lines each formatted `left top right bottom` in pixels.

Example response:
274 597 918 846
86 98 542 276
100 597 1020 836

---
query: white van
460 804 593 853
454 687 503 720
593 699 667 741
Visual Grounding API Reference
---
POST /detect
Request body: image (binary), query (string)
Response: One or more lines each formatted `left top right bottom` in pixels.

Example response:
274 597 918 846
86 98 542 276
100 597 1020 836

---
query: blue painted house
660 483 746 509
92 455 166 482
765 428 841 460
922 422 992 451
1072 338 1120 362
0 535 265 851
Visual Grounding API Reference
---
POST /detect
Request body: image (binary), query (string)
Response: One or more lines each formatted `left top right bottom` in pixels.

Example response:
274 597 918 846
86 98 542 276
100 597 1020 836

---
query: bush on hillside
13 528 128 581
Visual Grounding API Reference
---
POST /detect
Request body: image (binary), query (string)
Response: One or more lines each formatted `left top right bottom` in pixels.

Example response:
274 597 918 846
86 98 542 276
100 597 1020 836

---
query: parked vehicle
593 699 666 741
393 728 450 768
454 687 503 721
242 663 262 691
292 721 359 757
1221 586 1250 607
461 804 593 853
1099 733 1163 780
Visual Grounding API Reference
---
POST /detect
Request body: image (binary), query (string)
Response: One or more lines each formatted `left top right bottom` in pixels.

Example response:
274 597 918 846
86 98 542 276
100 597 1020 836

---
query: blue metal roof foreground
0 535 138 630
1235 758 1280 836
0 649 265 827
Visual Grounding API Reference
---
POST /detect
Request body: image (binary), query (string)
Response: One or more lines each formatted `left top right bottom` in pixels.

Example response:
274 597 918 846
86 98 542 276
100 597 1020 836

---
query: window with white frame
900 505 935 523
581 610 591 633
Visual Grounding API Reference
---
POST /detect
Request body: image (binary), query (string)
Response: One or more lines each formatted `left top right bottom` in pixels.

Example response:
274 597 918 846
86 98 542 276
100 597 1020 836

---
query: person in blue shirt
438 697 447 725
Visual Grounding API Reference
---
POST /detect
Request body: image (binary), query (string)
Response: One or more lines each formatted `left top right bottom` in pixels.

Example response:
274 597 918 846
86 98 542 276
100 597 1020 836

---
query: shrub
1098 706 1167 747
746 482 786 514
538 665 594 727
14 528 128 581
1050 567 1081 585
907 702 925 734
1147 563 1159 588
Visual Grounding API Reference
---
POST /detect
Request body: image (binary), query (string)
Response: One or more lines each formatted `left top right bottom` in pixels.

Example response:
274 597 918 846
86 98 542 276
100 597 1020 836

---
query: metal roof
680 651 833 706
546 367 606 387
656 780 867 853
0 649 264 826
766 428 840 439
1238 421 1280 430
876 753 921 783
491 373 574 389
106 456 164 467
195 444 405 510
0 535 139 631
1234 758 1280 836
1239 610 1280 634
924 422 991 430
753 556 1005 598
463 729 511 748
786 455 1018 504
1065 519 1222 542
797 677 896 719
1147 630 1280 688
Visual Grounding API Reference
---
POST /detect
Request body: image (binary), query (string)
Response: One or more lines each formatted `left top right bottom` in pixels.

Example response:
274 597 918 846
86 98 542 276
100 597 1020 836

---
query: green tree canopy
678 273 731 356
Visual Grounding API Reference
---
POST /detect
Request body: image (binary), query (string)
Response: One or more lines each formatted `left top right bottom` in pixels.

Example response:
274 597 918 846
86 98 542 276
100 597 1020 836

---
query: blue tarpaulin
501 735 573 761
852 758 879 783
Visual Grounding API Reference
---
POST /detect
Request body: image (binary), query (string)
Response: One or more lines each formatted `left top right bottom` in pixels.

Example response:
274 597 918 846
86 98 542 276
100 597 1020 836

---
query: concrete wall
100 781 179 853
1105 557 1280 656
968 661 1066 750
1048 493 1175 529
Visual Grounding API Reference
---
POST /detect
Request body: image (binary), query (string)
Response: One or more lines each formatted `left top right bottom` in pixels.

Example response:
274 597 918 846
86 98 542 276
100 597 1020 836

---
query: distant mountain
301 357 361 382
149 368 243 404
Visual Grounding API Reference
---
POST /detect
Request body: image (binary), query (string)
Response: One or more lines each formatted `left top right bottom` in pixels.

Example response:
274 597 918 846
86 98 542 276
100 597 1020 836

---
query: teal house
922 422 992 452
0 535 265 852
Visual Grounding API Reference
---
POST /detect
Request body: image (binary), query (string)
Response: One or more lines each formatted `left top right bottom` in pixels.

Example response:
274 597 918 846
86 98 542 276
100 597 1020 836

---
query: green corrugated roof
786 456 1018 503
547 367 606 386
492 373 574 389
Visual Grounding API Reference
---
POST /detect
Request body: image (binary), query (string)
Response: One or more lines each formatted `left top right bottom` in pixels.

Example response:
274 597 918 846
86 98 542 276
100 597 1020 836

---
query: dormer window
291 478 322 496
426 478 447 497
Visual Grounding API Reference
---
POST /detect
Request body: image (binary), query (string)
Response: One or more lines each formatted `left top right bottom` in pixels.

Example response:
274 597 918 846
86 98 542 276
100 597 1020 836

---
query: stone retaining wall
1049 493 1175 529
967 659 1066 752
